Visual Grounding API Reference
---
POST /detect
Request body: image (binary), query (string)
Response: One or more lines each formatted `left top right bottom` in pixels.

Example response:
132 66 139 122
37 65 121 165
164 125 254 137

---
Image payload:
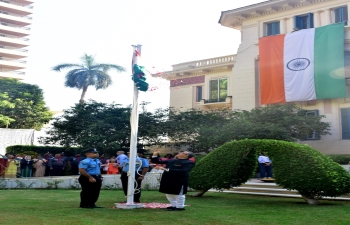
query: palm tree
53 54 126 103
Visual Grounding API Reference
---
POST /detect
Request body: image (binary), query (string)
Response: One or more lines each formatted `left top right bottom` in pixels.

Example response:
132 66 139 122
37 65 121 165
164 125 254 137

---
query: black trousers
51 165 65 176
78 175 102 207
71 165 79 175
120 172 142 202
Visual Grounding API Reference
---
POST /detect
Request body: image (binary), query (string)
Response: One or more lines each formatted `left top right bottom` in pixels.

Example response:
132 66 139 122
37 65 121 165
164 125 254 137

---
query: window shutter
276 21 280 34
307 13 314 28
341 108 350 139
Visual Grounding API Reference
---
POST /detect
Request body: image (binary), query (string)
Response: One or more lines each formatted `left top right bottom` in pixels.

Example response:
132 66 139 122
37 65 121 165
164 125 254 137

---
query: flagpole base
115 203 144 209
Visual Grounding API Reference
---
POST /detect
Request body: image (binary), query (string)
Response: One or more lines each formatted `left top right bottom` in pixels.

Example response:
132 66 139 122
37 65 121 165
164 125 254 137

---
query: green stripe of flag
314 23 347 99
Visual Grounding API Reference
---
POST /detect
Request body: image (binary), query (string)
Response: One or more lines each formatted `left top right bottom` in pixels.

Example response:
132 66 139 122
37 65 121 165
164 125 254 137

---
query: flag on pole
259 23 347 105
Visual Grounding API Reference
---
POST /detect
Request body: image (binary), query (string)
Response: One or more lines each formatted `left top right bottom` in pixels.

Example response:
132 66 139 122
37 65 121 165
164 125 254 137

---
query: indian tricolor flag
259 23 347 105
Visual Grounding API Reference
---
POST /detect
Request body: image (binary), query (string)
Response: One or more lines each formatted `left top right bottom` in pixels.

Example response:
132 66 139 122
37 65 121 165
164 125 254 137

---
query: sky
24 0 263 112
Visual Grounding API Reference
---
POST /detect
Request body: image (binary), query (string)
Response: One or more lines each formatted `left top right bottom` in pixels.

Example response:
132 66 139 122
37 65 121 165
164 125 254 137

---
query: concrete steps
209 179 350 201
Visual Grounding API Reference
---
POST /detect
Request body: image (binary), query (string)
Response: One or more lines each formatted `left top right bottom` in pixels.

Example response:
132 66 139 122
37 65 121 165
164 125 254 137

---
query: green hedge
6 145 84 157
189 141 257 190
328 155 350 165
189 139 350 200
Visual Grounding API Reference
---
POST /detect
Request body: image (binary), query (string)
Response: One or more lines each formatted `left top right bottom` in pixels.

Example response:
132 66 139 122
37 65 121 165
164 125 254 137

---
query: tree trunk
301 195 320 205
190 189 209 197
80 86 88 104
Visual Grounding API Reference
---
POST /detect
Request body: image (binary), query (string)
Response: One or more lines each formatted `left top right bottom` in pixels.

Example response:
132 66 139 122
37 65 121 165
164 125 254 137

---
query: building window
341 108 350 139
209 78 228 102
196 86 203 102
334 6 348 24
305 110 320 140
266 21 280 36
294 13 313 30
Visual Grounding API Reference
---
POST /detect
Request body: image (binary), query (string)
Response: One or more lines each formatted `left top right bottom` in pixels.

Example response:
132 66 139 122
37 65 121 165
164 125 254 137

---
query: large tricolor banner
259 23 347 105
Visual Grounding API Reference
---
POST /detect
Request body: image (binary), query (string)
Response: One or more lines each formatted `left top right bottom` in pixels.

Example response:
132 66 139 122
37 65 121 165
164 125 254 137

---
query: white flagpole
126 44 142 205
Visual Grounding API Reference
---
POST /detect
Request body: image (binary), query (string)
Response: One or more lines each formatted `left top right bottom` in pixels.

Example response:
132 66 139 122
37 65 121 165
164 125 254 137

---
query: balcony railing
0 22 30 30
203 98 227 104
2 0 34 9
0 10 32 19
172 55 236 71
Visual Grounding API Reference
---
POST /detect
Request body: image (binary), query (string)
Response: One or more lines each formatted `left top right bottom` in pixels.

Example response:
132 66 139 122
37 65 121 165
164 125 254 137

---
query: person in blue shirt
120 149 149 203
78 148 103 209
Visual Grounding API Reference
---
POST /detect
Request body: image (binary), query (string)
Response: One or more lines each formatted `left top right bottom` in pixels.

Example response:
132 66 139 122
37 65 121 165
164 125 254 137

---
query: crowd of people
0 150 196 179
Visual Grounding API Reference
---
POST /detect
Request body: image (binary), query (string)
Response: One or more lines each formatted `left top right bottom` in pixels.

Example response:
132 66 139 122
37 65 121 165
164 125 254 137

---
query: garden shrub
189 139 350 204
189 141 258 191
328 155 350 165
6 145 84 156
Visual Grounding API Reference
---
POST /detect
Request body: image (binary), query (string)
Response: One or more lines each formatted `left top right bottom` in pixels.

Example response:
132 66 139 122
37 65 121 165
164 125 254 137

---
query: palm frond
81 54 96 69
90 64 126 73
52 64 81 72
64 71 90 89
93 70 112 90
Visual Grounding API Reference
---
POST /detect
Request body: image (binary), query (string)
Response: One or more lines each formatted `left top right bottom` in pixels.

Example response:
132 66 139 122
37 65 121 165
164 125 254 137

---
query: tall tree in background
52 54 126 103
165 104 331 152
0 78 52 130
0 92 15 128
39 100 166 155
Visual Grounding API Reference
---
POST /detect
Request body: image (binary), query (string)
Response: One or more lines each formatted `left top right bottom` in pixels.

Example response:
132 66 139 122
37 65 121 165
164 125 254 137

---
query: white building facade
0 0 33 80
219 0 350 154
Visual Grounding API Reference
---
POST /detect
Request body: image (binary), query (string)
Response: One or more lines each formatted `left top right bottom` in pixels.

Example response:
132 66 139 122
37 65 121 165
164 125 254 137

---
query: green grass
0 190 350 225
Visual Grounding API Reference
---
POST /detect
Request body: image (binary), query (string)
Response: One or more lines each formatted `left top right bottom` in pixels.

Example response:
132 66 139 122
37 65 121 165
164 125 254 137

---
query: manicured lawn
0 190 349 225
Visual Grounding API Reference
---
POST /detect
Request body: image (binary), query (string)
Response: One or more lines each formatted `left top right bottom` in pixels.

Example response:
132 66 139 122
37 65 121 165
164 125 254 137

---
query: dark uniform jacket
151 157 195 195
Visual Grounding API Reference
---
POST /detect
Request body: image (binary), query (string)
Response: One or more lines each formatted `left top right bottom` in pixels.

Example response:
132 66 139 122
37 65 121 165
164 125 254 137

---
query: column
288 17 294 32
324 9 331 25
280 18 286 34
314 11 320 27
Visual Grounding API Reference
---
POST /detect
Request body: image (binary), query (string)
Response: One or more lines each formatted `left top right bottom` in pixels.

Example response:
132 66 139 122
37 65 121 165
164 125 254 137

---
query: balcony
0 1 33 16
11 0 34 5
173 55 236 71
0 70 24 79
0 58 25 69
0 35 29 47
0 23 30 36
0 46 27 58
0 11 32 26
200 96 232 109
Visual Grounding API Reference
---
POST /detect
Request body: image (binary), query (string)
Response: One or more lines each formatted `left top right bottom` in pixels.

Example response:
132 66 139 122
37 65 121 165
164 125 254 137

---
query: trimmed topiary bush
189 139 350 204
189 141 258 196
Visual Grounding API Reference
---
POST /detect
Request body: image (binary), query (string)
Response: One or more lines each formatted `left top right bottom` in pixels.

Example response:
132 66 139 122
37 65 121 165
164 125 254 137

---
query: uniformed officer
78 148 103 209
120 149 149 203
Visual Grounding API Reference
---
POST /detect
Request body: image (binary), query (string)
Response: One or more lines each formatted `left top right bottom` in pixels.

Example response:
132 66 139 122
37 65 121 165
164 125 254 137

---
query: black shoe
80 205 93 209
175 208 185 211
165 206 176 210
92 205 104 208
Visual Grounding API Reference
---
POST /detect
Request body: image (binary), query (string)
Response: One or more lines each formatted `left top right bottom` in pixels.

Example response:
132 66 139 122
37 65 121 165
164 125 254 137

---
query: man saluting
151 150 195 211
78 148 103 209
